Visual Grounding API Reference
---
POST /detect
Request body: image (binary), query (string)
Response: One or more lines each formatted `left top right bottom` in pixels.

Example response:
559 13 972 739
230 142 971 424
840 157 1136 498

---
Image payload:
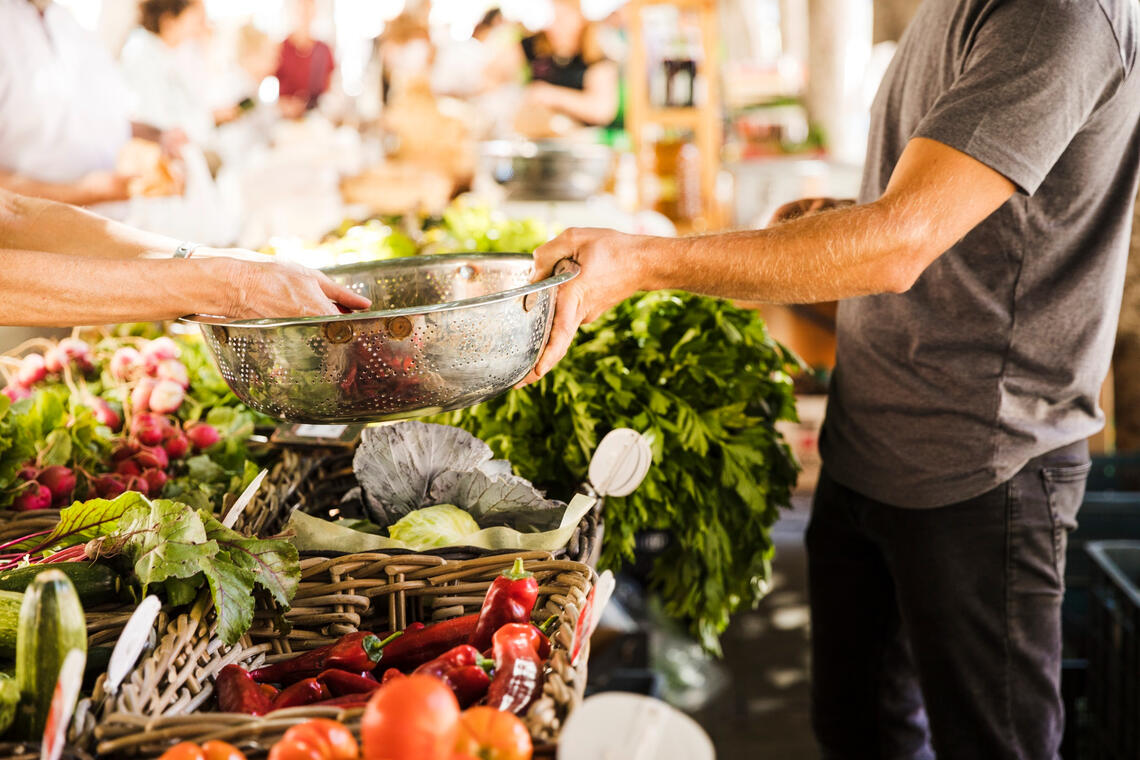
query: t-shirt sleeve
913 0 1124 195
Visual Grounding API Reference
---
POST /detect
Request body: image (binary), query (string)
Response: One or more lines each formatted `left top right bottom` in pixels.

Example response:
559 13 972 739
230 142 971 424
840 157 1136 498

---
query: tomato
158 742 205 760
453 707 533 760
361 675 460 760
202 741 247 760
281 719 360 760
268 739 324 760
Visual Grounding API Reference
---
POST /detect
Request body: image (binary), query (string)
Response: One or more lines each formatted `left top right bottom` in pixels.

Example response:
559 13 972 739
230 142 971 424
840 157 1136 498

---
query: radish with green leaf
13 482 52 511
37 465 76 507
148 379 185 414
186 423 221 451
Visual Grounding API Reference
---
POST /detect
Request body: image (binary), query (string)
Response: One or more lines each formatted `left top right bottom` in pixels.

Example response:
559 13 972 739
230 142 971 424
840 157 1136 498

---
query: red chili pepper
412 644 486 680
378 614 480 671
381 668 405 684
317 669 382 697
271 677 332 710
250 631 401 684
445 664 492 708
216 664 273 715
469 558 539 652
307 693 375 709
486 623 545 715
259 683 280 700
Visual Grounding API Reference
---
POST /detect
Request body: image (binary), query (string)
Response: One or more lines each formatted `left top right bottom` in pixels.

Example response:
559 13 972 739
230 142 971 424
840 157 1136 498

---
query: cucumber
0 563 123 605
15 570 86 738
0 590 21 659
0 672 15 737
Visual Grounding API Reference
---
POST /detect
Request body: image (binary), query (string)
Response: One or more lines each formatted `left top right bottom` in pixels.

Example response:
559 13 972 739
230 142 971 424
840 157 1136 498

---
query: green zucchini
0 672 15 737
0 590 21 659
15 570 86 738
0 562 123 605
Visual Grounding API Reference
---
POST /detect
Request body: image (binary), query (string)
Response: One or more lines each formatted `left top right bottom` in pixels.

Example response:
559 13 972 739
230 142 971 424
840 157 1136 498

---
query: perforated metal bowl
182 254 577 423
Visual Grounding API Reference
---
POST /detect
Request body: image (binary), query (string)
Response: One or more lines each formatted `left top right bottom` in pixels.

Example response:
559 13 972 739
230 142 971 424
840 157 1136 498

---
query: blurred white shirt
120 28 215 146
0 0 132 183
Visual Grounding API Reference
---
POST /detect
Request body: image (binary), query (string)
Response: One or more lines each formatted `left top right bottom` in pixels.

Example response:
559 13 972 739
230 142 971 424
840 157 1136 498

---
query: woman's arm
528 61 619 126
0 170 133 207
0 187 181 259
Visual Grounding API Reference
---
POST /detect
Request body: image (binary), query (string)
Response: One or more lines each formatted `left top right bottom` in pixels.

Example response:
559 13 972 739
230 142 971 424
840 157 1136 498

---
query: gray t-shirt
820 0 1140 508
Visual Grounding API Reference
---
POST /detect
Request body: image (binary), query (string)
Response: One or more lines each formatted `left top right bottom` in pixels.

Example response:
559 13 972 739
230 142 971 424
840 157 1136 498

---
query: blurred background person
276 0 335 119
520 0 620 129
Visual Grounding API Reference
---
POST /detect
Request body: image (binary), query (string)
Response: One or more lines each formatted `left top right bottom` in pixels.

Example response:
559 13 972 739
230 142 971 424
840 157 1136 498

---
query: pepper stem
364 630 404 662
476 654 495 673
537 614 558 634
503 557 533 581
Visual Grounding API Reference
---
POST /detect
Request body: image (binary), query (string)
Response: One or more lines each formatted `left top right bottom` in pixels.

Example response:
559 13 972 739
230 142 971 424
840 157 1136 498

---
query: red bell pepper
469 558 539 652
318 669 382 697
378 614 480 671
271 677 332 710
250 631 401 684
216 664 273 715
486 623 546 715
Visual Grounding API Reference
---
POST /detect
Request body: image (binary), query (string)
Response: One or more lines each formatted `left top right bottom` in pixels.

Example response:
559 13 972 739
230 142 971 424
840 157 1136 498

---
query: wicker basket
89 551 594 757
244 449 603 565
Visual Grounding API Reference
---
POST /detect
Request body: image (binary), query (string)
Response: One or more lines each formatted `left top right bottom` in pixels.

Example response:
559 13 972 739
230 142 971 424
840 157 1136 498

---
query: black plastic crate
1085 541 1140 760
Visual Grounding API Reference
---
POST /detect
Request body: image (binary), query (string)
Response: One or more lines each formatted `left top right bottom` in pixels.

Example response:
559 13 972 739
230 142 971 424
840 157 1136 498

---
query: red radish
124 474 149 494
186 423 221 450
131 377 157 412
13 483 52 511
2 384 30 402
90 398 122 431
156 359 189 389
141 337 179 372
115 459 141 477
110 347 142 380
16 354 47 386
134 421 164 446
43 347 64 374
142 468 167 496
17 464 39 481
163 433 190 459
134 445 169 470
93 474 127 498
37 465 76 507
112 440 141 461
58 338 94 372
148 380 185 414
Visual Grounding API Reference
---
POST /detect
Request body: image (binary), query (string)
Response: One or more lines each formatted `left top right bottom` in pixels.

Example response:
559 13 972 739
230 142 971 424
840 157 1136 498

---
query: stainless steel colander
182 254 578 423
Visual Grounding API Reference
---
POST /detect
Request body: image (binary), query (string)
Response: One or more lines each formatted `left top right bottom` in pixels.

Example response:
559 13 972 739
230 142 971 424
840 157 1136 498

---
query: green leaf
40 428 72 467
199 554 256 646
14 491 149 552
116 499 216 592
202 512 299 608
165 575 203 606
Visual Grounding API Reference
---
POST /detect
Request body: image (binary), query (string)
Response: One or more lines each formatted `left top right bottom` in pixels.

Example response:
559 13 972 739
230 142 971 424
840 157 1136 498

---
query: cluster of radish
3 338 95 402
9 337 222 511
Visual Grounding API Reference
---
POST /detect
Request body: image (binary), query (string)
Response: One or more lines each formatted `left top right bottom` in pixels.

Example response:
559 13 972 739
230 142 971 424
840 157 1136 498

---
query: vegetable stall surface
436 291 802 653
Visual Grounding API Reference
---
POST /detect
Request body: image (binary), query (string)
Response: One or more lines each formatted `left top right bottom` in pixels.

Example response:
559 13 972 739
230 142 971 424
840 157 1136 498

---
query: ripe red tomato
267 739 323 760
453 707 533 760
202 741 247 760
158 743 206 760
361 675 460 760
281 719 359 760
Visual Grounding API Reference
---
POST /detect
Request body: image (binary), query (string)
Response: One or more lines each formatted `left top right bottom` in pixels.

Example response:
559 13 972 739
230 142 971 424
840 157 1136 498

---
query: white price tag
294 424 348 438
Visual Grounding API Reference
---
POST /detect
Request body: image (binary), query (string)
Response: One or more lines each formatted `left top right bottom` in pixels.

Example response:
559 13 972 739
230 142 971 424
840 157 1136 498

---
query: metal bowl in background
480 139 614 201
183 254 578 424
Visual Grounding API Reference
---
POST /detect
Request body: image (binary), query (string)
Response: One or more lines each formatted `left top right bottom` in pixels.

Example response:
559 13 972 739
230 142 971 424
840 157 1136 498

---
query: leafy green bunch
437 292 801 653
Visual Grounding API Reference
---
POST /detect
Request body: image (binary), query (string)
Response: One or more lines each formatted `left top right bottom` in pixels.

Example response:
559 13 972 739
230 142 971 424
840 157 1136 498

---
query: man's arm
523 137 1016 381
0 170 133 207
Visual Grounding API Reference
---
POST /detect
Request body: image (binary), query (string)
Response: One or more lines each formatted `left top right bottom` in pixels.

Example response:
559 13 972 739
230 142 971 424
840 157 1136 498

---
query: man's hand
221 258 372 319
519 227 650 385
768 197 855 226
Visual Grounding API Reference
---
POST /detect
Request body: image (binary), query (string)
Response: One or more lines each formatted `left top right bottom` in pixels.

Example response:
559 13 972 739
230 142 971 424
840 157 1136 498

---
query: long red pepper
271 677 332 710
307 693 374 709
378 614 480 671
250 631 401 684
317 669 382 697
216 665 273 715
486 623 545 715
469 558 539 652
412 644 493 708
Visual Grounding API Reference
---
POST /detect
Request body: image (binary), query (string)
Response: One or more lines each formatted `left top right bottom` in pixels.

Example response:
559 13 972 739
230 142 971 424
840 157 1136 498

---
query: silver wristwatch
173 242 201 259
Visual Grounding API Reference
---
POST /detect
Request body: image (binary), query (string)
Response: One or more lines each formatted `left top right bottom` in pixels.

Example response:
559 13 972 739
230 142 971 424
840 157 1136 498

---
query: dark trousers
807 441 1090 760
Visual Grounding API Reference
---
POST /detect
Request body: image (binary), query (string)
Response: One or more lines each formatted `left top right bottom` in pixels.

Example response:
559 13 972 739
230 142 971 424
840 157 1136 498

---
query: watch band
173 242 200 259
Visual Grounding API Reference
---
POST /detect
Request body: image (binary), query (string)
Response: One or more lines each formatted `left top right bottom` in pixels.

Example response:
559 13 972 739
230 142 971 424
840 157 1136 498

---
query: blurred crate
1085 541 1140 760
